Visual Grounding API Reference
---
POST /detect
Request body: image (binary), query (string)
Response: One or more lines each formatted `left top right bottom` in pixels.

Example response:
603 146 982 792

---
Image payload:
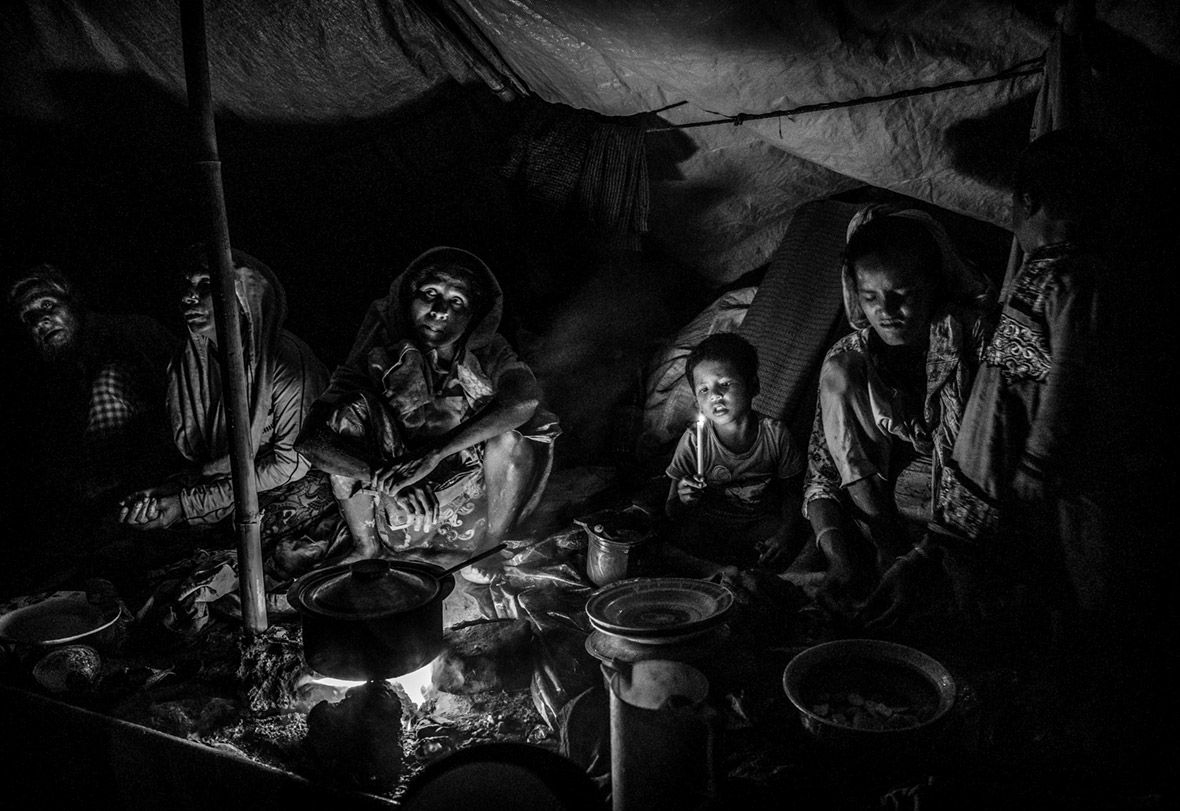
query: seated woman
116 247 338 628
798 206 997 609
294 247 559 578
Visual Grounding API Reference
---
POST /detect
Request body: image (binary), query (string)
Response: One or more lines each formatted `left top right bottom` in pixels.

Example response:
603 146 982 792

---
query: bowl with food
782 638 956 748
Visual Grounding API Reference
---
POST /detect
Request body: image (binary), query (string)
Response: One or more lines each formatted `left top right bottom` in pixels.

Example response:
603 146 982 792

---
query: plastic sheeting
2 2 1175 281
459 0 1052 226
0 1 463 121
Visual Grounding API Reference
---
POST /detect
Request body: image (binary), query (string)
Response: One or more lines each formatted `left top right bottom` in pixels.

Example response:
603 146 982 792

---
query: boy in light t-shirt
666 333 805 570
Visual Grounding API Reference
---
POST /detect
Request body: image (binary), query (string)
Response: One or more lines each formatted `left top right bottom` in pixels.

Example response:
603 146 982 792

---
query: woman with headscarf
295 247 559 578
117 246 335 557
800 206 997 621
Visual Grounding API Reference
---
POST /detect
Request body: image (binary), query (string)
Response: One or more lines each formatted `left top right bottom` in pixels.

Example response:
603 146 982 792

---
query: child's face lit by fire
409 272 473 359
853 254 934 347
692 358 754 428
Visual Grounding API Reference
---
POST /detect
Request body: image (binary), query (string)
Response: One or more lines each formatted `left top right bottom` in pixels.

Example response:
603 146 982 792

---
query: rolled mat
739 199 859 427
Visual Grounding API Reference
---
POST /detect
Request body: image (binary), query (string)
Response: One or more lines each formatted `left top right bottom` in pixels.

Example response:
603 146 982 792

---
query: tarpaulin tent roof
3 1 1176 286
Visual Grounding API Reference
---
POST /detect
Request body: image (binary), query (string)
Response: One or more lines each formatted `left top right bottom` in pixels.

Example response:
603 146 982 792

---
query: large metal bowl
782 638 956 749
0 591 120 647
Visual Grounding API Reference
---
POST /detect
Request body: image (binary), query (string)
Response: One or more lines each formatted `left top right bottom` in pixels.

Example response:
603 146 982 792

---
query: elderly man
5 264 176 589
9 264 176 507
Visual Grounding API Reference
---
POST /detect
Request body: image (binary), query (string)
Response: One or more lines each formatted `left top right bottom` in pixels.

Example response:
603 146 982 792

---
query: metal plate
585 624 731 666
584 577 734 639
0 591 120 646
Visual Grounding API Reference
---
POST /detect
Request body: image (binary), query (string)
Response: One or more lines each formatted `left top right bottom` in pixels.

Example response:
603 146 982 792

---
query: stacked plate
584 577 734 647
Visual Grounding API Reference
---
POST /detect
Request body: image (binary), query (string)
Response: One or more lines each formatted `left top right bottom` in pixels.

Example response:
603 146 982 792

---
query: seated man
6 264 176 590
116 247 338 615
295 247 559 579
8 264 176 509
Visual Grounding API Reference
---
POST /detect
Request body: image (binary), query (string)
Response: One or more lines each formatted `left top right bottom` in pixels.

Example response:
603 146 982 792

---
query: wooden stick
180 0 266 636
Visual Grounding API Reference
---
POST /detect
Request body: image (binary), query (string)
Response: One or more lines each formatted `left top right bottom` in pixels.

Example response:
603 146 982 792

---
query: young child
665 332 805 570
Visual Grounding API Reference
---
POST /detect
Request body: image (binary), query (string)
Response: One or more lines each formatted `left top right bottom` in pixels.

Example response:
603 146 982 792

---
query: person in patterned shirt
860 131 1123 632
951 129 1122 617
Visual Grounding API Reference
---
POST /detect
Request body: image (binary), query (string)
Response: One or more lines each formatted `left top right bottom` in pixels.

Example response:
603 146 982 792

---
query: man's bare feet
319 536 380 568
459 543 513 584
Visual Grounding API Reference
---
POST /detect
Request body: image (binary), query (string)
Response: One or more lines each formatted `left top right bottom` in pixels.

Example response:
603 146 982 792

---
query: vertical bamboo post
179 0 267 635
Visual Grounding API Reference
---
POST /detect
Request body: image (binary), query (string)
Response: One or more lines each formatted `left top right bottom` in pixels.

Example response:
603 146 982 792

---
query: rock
31 645 101 693
431 618 534 694
149 701 195 737
197 697 240 735
306 680 403 790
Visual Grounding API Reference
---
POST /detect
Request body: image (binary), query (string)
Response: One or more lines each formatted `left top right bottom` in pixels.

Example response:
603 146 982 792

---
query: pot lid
293 560 438 619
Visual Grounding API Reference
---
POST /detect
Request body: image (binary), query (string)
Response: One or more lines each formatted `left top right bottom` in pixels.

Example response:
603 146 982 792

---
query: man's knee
329 473 361 499
485 431 532 465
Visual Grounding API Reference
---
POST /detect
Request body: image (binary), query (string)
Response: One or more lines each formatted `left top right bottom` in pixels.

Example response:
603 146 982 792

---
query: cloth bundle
501 100 650 247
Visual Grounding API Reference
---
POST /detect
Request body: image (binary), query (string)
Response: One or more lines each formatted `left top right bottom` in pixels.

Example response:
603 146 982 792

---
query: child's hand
676 475 705 506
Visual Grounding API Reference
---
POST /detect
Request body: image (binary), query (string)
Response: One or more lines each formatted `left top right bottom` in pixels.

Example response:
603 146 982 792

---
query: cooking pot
289 559 456 681
578 506 656 588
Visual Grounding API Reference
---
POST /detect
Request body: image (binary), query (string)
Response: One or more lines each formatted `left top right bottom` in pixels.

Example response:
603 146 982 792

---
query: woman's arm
293 402 375 482
370 366 540 495
804 395 857 573
844 475 911 563
1015 266 1096 500
180 347 319 522
808 496 858 585
429 366 539 459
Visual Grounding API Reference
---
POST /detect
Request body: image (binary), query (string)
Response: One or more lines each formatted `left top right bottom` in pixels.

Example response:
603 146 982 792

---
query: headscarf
7 263 76 311
167 248 287 473
840 205 995 331
317 246 503 410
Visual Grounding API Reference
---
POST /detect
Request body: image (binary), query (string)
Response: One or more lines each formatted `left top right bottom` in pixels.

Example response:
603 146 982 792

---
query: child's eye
450 298 467 310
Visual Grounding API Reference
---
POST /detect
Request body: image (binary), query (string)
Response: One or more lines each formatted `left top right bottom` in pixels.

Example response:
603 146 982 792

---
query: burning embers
301 618 539 790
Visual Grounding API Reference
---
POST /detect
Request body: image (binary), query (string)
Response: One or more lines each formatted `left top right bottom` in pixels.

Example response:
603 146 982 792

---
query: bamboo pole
179 0 267 635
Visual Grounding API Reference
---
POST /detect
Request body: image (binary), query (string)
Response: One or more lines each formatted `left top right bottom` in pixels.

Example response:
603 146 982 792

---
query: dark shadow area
944 91 1040 192
946 22 1180 761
